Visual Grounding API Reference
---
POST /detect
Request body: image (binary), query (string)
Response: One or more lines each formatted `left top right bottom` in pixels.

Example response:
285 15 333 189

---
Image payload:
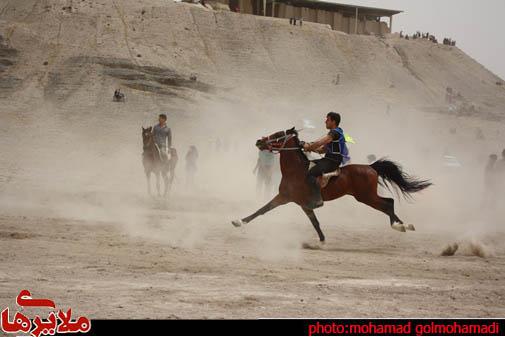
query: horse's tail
370 159 432 200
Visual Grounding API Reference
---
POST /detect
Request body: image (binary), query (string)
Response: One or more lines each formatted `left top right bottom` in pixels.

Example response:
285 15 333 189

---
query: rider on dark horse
152 113 172 163
301 112 349 209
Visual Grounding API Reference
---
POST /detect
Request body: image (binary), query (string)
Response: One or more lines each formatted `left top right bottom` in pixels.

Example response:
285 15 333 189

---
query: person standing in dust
253 149 276 198
495 149 505 193
482 154 499 215
496 149 505 170
484 154 498 187
185 145 199 186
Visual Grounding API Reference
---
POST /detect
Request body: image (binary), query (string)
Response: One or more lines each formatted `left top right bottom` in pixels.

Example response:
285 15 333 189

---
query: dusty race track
1 0 505 319
1 192 505 318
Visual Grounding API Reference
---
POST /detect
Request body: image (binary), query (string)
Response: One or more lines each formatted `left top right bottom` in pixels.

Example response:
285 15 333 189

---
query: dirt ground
1 0 505 320
1 190 505 318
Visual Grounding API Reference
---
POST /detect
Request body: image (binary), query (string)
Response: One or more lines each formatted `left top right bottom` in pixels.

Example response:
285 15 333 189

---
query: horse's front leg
162 171 169 197
301 207 325 242
169 166 176 187
146 171 152 196
232 194 288 227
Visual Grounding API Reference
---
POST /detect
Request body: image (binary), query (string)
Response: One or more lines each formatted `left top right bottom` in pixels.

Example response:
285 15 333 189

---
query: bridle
262 131 301 153
143 132 154 151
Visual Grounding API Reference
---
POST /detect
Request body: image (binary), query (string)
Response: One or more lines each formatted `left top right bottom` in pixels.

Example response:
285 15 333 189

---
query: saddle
317 168 341 188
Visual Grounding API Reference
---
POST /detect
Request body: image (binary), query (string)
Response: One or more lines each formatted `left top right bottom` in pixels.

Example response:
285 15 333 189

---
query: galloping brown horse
142 127 177 197
232 127 432 242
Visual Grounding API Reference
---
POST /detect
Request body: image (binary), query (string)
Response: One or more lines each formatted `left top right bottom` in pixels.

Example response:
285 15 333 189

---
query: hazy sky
334 0 505 80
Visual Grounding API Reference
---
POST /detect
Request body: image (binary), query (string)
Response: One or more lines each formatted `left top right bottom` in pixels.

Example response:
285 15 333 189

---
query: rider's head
490 154 498 162
159 114 167 125
325 112 340 129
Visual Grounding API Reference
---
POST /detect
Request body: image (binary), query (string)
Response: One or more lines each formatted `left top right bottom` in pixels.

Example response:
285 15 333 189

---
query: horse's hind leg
383 198 416 231
356 194 406 232
162 171 169 197
155 172 161 197
381 197 403 225
302 207 325 242
382 198 416 231
169 168 175 191
232 194 288 227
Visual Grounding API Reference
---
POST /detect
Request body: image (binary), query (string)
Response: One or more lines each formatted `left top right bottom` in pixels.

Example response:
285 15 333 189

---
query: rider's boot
305 175 324 210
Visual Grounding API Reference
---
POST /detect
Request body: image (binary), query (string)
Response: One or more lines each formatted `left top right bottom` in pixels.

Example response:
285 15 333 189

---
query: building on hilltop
225 0 402 35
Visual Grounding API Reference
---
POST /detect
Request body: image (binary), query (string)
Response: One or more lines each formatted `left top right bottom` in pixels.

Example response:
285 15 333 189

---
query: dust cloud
2 87 503 259
1 0 505 318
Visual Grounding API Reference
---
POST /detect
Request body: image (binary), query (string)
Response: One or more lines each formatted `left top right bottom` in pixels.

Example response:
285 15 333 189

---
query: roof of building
279 0 403 16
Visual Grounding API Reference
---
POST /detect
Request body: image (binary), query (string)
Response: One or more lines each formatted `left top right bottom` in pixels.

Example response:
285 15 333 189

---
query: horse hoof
391 223 406 232
302 242 323 250
406 224 416 231
232 219 244 227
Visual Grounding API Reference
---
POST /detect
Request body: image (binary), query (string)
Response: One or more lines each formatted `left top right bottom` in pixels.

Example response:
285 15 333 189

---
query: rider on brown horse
152 114 172 162
301 112 349 209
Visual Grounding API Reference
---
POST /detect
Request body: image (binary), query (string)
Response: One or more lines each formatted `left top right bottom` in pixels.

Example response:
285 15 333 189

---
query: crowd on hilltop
399 31 456 46
442 37 457 46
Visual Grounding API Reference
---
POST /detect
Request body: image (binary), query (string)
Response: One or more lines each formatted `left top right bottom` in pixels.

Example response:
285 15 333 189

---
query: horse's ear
148 126 152 131
287 126 297 135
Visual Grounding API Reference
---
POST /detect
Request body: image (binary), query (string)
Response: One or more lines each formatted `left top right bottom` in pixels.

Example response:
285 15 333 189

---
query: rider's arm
303 135 332 152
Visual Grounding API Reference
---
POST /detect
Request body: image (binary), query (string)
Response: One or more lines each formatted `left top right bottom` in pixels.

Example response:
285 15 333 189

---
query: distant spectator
185 145 199 186
289 17 302 26
485 154 498 183
483 153 500 208
476 128 485 140
253 149 276 198
445 86 454 104
496 149 505 172
215 138 221 152
385 103 391 116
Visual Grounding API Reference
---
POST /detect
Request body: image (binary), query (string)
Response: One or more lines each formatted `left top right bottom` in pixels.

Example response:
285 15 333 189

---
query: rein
264 132 301 153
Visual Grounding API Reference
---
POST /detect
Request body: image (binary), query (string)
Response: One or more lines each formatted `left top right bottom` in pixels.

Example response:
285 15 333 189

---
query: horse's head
256 127 299 152
142 126 153 146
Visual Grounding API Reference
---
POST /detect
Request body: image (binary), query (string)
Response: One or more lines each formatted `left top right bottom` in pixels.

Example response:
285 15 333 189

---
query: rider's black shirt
325 129 343 162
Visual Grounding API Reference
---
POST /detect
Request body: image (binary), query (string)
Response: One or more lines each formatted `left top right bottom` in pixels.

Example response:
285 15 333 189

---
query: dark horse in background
232 128 432 242
142 127 178 197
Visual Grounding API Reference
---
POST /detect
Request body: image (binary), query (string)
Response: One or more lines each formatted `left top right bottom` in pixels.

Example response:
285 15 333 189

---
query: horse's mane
143 128 162 162
286 128 310 168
